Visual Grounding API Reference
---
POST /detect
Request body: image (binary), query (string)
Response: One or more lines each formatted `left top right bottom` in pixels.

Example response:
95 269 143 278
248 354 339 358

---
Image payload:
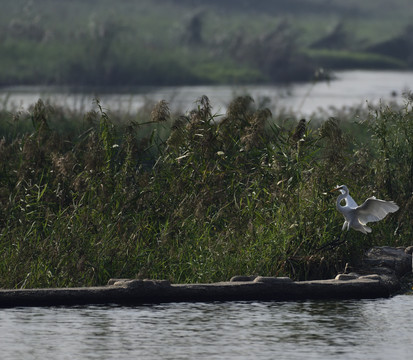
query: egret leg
316 231 348 252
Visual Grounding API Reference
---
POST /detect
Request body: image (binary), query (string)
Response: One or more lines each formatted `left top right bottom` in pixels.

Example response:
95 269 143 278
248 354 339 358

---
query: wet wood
0 246 411 308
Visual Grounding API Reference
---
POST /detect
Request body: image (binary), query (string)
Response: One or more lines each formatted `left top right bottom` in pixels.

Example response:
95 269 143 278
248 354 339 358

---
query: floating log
0 246 411 308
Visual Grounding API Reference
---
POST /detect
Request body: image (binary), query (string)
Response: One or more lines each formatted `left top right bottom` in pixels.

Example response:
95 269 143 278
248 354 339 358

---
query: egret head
330 185 348 194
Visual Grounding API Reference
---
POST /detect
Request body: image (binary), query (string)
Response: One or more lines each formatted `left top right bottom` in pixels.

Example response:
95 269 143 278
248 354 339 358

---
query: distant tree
310 22 351 50
181 11 204 45
366 25 413 64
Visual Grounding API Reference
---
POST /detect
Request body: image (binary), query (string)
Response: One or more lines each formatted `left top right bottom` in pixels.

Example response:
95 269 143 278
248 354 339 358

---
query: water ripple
1 295 413 360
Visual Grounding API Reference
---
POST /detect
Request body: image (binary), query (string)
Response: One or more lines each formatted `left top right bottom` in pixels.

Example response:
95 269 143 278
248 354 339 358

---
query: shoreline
0 246 411 308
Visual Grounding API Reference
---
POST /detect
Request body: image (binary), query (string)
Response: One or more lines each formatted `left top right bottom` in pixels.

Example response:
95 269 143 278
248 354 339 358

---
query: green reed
0 95 411 288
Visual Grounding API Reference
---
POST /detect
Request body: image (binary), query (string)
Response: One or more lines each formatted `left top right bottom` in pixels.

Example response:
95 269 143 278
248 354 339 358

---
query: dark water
1 295 412 359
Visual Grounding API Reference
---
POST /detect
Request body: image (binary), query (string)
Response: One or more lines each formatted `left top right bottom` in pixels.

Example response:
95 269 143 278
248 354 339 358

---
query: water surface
1 70 413 117
1 295 412 359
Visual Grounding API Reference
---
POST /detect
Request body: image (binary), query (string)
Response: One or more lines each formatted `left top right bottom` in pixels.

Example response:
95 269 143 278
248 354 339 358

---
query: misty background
1 0 412 88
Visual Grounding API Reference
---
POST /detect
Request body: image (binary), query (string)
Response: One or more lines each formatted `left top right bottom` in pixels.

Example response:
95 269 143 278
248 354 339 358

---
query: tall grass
0 95 411 288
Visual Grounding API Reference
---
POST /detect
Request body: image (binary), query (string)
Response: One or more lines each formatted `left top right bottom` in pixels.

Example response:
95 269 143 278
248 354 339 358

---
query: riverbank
0 246 411 308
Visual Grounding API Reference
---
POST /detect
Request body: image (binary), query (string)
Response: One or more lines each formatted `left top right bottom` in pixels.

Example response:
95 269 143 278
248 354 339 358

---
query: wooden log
0 246 411 308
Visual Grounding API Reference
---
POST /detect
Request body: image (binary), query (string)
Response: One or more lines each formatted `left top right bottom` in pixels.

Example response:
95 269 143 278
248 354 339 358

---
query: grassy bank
0 95 412 289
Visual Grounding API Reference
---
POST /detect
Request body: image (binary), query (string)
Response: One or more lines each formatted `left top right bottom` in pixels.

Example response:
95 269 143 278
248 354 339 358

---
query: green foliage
360 99 413 235
0 95 411 288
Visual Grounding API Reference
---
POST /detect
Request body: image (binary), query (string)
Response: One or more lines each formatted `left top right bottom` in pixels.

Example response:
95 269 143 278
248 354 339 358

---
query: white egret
331 185 399 234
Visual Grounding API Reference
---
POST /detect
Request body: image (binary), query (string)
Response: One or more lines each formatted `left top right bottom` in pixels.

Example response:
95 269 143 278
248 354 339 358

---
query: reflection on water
1 70 413 117
1 295 412 360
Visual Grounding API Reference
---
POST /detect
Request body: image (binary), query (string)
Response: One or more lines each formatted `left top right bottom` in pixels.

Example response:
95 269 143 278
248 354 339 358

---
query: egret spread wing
355 197 399 225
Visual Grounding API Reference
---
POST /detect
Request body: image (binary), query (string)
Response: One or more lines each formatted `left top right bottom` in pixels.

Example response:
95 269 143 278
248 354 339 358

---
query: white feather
331 185 399 234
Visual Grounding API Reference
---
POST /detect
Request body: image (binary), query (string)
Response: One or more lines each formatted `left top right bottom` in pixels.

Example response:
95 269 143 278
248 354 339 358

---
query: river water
1 295 412 360
1 70 413 117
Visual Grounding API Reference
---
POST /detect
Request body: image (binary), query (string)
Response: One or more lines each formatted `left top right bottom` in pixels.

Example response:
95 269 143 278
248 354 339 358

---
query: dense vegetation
0 94 412 288
0 0 412 86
